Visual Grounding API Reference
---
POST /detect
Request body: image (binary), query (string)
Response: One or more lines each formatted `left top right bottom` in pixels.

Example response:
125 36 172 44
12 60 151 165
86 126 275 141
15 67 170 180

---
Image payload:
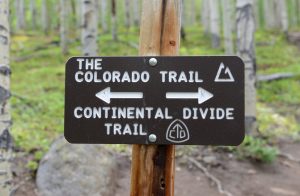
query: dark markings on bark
236 3 256 74
0 129 12 150
0 86 11 105
0 66 11 75
245 117 256 134
83 10 93 29
181 27 186 41
159 0 167 53
0 35 8 45
152 145 167 196
84 0 91 5
112 0 116 15
0 25 8 33
211 33 220 48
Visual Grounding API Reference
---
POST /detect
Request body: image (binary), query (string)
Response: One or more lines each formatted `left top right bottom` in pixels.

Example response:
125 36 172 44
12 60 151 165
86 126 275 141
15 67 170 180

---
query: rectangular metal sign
64 56 245 145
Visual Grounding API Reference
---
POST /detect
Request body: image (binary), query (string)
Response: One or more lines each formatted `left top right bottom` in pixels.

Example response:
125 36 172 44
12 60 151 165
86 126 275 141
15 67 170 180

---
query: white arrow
95 87 143 104
166 87 214 104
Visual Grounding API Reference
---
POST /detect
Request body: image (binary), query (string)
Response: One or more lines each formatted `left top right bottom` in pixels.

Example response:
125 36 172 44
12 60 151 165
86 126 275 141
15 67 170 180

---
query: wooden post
130 1 182 196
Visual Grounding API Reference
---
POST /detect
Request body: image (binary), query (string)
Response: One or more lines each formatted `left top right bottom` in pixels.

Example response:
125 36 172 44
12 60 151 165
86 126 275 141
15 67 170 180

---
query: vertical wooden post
130 1 182 196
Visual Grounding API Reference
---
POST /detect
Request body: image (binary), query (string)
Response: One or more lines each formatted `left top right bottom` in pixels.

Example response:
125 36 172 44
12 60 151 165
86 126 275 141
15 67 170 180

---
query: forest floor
115 140 300 196
11 140 300 196
8 27 300 195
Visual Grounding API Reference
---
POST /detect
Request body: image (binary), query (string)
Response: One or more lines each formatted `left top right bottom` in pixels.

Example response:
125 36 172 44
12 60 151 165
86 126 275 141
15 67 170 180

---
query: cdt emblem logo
166 119 190 143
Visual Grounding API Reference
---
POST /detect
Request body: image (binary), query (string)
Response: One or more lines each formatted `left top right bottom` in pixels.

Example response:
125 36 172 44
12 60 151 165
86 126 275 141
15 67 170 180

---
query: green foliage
9 25 300 166
106 144 130 153
180 26 224 55
26 160 39 172
255 30 300 140
255 30 300 74
236 136 278 163
257 103 300 139
258 79 300 105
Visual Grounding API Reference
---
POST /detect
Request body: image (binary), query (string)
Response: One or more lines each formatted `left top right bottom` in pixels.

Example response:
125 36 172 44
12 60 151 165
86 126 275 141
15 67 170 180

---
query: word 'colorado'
74 58 203 83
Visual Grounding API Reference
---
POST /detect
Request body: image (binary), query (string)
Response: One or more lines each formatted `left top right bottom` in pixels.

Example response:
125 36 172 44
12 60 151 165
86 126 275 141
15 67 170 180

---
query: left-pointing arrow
95 87 143 104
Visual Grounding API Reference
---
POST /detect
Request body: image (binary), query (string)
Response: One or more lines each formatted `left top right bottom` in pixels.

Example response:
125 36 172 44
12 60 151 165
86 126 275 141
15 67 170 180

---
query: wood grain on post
130 1 182 196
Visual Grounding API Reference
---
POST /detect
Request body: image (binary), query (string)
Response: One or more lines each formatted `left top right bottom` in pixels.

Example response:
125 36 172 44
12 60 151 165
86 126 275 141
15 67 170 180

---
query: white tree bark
190 0 196 25
298 0 300 25
209 0 220 48
222 0 234 54
30 0 37 29
0 0 12 194
236 0 257 134
124 0 131 29
111 0 118 41
132 0 140 26
264 0 278 29
101 0 108 32
181 0 186 28
76 0 82 28
60 0 68 54
201 0 210 35
82 0 98 56
277 0 288 33
42 0 49 34
15 0 26 30
290 0 298 27
253 0 260 29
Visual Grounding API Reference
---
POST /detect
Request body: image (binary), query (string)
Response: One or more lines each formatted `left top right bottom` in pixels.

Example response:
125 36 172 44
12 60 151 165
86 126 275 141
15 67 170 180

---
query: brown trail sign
64 56 244 145
64 0 245 195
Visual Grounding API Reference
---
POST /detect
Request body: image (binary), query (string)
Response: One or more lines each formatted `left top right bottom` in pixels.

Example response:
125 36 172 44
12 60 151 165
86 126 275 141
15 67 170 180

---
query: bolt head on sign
64 56 245 145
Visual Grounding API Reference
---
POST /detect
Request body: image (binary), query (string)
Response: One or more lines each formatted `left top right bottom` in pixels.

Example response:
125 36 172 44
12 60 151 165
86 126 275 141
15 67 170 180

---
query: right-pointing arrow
166 87 214 104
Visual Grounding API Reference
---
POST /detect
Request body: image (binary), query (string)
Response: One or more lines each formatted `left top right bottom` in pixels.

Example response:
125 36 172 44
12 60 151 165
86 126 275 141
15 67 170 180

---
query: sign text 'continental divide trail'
64 56 245 145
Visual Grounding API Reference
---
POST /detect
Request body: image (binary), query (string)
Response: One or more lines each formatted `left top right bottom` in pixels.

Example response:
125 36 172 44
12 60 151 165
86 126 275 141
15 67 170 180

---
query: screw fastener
148 134 157 142
149 58 157 66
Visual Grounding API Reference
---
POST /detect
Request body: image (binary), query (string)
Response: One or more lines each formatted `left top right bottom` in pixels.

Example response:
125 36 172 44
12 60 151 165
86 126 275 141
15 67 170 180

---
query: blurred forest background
1 0 300 195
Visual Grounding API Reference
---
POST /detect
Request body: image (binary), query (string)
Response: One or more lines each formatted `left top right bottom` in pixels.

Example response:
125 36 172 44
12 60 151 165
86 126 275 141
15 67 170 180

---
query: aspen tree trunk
182 0 186 27
101 0 108 32
264 0 278 29
111 0 118 41
209 0 220 48
70 0 77 28
201 0 210 35
76 0 82 29
95 0 100 27
290 0 298 27
236 0 257 134
253 0 260 29
20 0 26 29
180 0 186 41
130 0 182 195
277 0 288 33
16 0 26 30
124 0 131 29
60 0 69 54
30 0 37 29
82 0 98 56
55 3 61 31
75 0 82 40
298 0 300 25
15 0 20 31
190 0 196 25
222 0 234 55
133 0 140 26
42 0 49 34
0 0 12 195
